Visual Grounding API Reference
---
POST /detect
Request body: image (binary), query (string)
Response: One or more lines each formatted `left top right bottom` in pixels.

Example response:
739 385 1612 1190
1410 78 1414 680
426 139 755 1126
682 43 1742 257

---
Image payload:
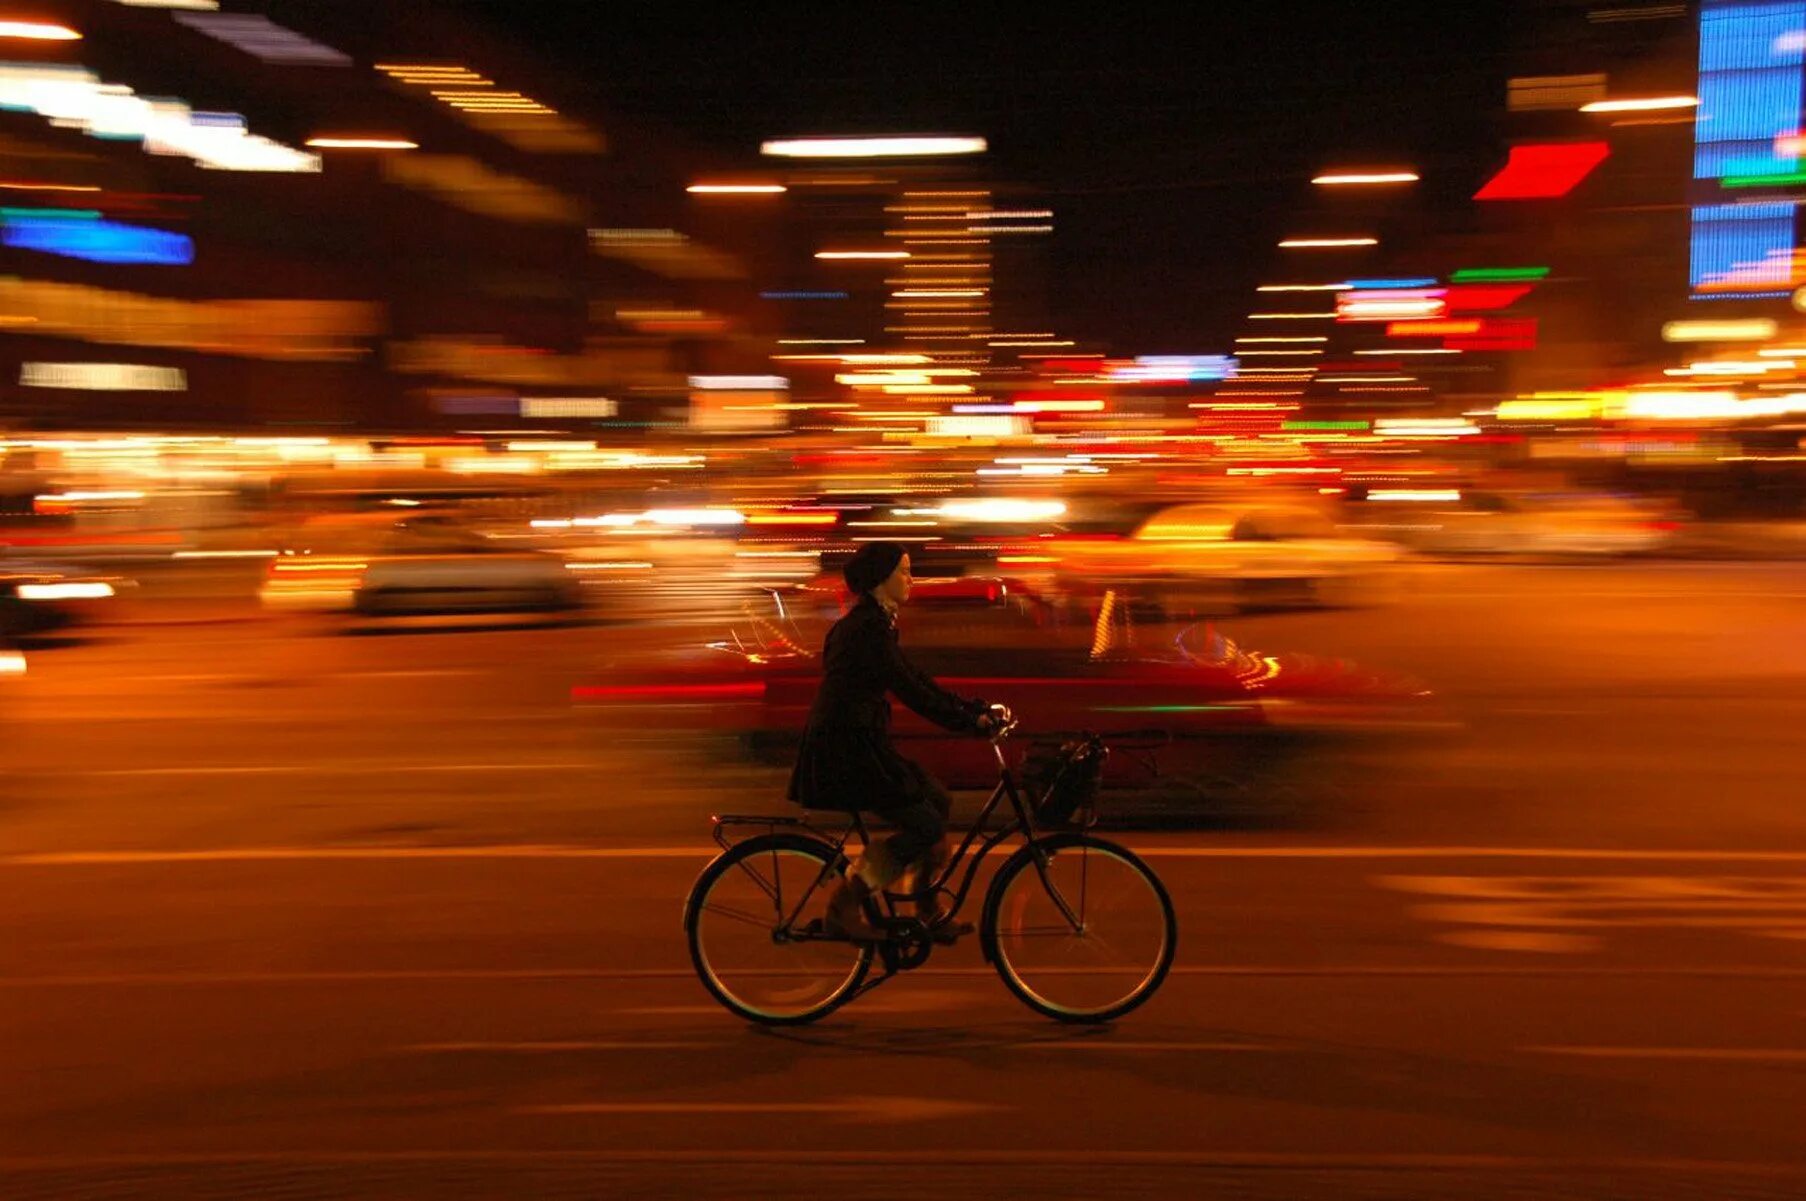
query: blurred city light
1580 95 1699 112
688 183 787 194
762 136 987 158
17 582 115 600
20 363 186 390
0 20 80 40
305 137 420 150
1311 170 1420 184
1449 265 1550 282
1385 319 1482 335
816 250 910 259
1474 141 1610 199
171 12 350 65
1278 237 1378 248
1367 488 1463 501
1662 319 1777 341
0 64 320 172
934 499 1066 521
2 209 193 264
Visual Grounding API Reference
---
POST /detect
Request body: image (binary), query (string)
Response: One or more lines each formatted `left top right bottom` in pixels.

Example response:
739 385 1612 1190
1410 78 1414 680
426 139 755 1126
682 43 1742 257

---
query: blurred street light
1278 237 1378 248
1312 170 1419 185
0 20 80 39
1662 319 1776 342
1580 96 1699 113
688 183 787 194
816 250 909 260
306 137 420 150
762 136 986 158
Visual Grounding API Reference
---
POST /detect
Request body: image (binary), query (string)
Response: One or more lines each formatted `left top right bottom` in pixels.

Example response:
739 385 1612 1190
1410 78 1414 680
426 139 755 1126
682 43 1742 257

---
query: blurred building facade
0 1 772 436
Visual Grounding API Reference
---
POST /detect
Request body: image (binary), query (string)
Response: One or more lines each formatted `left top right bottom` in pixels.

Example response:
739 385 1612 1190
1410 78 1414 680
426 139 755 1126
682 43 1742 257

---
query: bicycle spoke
698 901 777 931
690 842 870 1024
988 838 1174 1021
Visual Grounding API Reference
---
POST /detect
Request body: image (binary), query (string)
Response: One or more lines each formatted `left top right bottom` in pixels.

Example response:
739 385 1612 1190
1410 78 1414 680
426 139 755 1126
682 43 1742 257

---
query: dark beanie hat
842 539 906 594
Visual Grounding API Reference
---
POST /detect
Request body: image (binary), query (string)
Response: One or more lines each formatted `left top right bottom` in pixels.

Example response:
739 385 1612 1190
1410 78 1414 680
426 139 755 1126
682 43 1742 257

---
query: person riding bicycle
788 540 998 943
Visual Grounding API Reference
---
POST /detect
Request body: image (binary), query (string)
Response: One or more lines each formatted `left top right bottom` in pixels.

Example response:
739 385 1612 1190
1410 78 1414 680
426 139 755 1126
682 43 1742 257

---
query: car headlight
17 582 114 601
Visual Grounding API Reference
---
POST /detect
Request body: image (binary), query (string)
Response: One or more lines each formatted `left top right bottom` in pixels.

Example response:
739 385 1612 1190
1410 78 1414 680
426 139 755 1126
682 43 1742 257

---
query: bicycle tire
980 832 1176 1023
685 833 873 1026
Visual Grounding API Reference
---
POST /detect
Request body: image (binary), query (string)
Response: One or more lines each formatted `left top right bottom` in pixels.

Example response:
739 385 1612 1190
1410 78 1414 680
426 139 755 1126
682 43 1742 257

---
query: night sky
442 3 1515 353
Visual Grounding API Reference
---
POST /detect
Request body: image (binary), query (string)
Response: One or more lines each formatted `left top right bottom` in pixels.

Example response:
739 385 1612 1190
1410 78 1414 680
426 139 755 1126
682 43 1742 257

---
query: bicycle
683 707 1178 1025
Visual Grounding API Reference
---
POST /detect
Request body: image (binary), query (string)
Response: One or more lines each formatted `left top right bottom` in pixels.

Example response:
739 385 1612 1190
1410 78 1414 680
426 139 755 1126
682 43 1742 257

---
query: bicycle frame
710 731 1085 951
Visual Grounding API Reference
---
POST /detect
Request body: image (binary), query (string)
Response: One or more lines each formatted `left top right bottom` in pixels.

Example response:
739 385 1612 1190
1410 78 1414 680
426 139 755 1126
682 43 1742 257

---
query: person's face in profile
875 552 912 607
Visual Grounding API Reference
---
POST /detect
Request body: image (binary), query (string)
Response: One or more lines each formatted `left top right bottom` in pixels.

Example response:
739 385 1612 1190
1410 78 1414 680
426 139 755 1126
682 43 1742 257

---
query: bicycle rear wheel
685 833 872 1025
981 833 1176 1023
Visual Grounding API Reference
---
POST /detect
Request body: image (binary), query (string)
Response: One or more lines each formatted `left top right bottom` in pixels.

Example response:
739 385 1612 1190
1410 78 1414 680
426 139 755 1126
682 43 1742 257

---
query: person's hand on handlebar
976 703 1014 736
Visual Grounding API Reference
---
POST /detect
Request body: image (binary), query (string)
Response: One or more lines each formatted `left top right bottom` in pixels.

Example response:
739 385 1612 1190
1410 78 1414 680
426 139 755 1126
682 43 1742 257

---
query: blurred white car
261 511 582 616
1341 491 1677 558
1040 503 1402 612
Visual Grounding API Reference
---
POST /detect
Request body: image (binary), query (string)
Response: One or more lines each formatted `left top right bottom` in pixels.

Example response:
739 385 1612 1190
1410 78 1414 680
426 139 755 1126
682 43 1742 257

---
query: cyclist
787 540 998 942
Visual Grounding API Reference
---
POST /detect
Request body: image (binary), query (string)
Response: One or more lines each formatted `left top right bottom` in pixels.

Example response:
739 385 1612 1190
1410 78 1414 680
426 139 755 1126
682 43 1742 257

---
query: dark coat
787 594 985 812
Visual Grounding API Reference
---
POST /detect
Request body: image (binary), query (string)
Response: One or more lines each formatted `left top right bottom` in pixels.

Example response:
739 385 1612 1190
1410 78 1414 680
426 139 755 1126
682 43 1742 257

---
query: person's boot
823 874 885 942
912 843 973 944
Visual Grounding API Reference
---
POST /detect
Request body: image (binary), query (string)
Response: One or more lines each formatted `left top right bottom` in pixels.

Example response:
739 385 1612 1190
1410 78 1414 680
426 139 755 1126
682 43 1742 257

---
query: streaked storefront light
687 183 787 194
1580 95 1698 113
1311 170 1419 185
306 137 419 150
763 136 986 158
0 20 81 39
1278 237 1378 248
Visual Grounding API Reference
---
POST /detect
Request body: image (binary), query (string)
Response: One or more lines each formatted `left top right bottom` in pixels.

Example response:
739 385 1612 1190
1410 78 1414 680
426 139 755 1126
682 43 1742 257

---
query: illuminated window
1689 2 1806 297
172 12 351 65
1693 1 1806 179
1690 201 1798 292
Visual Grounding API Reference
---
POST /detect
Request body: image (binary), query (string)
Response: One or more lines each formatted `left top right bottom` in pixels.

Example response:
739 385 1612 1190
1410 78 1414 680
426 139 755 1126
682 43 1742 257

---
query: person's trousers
874 761 952 878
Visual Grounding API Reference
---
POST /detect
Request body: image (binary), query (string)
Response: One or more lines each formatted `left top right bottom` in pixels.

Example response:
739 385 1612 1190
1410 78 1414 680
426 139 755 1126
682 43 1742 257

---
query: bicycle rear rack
709 812 863 855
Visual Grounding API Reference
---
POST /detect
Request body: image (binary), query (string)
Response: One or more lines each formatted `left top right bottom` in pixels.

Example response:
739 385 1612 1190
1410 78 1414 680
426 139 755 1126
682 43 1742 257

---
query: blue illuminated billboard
1 211 193 265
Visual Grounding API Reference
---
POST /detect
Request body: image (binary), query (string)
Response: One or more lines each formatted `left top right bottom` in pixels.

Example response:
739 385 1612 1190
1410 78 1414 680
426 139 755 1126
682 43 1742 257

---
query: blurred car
1026 502 1403 613
0 556 125 636
575 576 1439 798
1339 489 1679 558
260 510 582 616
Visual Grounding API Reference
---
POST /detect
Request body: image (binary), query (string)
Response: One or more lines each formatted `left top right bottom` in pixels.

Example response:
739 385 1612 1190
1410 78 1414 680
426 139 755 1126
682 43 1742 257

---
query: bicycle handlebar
984 703 1018 743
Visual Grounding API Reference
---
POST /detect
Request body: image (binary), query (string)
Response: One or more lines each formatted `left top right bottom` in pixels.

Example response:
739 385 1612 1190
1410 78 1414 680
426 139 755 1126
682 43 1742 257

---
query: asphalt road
2 562 1803 1198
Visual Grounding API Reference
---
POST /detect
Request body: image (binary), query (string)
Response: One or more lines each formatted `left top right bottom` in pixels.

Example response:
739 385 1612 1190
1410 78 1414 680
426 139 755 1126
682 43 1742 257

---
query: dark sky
441 4 1516 352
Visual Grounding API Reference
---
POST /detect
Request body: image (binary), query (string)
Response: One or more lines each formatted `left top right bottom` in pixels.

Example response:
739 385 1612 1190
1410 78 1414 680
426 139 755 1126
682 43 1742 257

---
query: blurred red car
575 576 1441 801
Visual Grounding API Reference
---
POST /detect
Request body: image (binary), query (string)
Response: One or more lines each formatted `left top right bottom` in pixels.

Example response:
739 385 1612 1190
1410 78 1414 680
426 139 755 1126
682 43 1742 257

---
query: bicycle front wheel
685 833 872 1025
981 833 1176 1023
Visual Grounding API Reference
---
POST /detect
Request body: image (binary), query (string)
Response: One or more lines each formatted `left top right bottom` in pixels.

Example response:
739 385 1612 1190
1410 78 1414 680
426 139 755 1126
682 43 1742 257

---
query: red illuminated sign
1443 284 1534 311
1386 320 1482 336
1443 318 1538 351
1474 142 1610 200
